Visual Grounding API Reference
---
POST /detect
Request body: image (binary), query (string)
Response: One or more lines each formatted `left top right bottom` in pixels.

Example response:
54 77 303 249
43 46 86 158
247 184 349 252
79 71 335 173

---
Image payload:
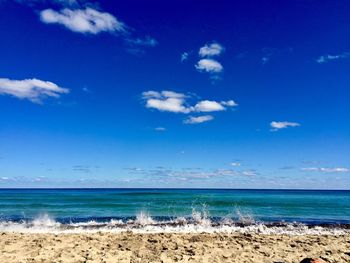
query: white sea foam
134 211 155 225
235 208 255 224
32 214 61 228
192 206 211 227
0 212 348 235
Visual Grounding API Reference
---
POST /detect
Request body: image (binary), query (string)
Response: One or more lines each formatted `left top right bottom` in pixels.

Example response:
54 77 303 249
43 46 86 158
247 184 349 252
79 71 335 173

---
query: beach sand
0 232 349 263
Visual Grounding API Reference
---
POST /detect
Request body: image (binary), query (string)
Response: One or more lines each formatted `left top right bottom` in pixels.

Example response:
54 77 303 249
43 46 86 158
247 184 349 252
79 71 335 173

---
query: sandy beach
0 232 349 263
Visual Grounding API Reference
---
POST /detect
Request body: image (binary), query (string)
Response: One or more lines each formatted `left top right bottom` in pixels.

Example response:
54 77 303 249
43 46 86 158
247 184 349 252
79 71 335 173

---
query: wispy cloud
40 8 126 34
72 165 99 173
124 36 158 54
82 87 92 93
241 169 259 176
154 127 166 132
316 52 350 64
0 78 69 103
301 167 349 173
260 47 293 65
125 36 158 47
125 166 257 182
221 100 237 107
183 115 213 124
261 48 276 65
37 5 157 53
270 121 300 131
142 90 237 124
181 52 190 62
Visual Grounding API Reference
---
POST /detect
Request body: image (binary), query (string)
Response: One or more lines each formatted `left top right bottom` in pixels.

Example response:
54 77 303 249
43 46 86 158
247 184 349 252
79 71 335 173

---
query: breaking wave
0 209 349 235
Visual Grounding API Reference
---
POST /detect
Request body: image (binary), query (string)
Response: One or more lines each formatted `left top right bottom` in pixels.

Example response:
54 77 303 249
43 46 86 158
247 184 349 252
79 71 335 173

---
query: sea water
0 189 349 234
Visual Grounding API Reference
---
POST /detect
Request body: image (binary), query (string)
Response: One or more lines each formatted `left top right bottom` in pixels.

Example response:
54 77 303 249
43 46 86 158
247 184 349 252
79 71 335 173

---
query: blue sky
0 0 349 189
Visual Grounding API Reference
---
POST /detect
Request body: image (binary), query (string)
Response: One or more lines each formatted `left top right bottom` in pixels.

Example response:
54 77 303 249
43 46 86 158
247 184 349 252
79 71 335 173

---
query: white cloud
301 167 349 173
270 121 300 130
316 52 350 64
195 59 223 73
160 91 186 99
40 8 126 34
142 90 186 99
146 98 190 113
183 115 214 124
199 42 224 58
142 90 162 99
143 90 190 113
241 170 258 176
39 7 157 53
221 100 238 107
142 91 237 115
195 42 225 80
214 169 237 176
230 162 241 167
193 99 237 112
194 100 225 112
0 78 69 103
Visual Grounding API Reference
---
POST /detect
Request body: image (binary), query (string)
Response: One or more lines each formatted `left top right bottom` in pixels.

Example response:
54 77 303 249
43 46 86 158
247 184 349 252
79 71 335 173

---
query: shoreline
1 232 349 262
1 215 350 235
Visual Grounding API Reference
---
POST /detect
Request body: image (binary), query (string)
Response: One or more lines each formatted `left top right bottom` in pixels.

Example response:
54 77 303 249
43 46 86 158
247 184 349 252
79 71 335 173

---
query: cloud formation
195 59 223 73
142 90 191 113
0 78 69 103
316 52 350 64
40 8 126 34
301 167 349 173
183 115 213 124
142 90 237 120
199 42 225 57
38 6 157 53
193 100 225 112
270 121 300 130
195 42 225 79
125 36 158 47
142 91 237 124
126 166 257 182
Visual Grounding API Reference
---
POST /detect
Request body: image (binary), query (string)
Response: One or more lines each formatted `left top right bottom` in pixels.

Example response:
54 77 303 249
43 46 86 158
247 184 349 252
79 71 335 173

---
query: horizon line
0 187 349 191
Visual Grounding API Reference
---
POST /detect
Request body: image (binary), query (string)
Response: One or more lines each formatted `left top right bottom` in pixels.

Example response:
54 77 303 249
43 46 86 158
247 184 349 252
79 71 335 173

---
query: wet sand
0 232 349 263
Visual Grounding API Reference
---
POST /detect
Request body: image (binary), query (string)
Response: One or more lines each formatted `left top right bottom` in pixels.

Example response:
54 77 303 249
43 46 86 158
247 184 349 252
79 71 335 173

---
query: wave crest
0 211 349 235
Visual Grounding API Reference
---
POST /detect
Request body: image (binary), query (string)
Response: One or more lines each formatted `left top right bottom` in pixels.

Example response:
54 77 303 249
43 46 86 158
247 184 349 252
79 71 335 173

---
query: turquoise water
0 189 349 227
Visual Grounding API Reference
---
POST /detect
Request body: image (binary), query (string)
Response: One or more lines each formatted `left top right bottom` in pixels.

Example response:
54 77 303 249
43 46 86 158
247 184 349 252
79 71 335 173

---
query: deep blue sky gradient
0 0 349 188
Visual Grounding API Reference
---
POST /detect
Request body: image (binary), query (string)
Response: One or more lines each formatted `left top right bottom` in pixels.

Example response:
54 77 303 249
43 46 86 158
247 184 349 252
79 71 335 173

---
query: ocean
0 188 349 234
